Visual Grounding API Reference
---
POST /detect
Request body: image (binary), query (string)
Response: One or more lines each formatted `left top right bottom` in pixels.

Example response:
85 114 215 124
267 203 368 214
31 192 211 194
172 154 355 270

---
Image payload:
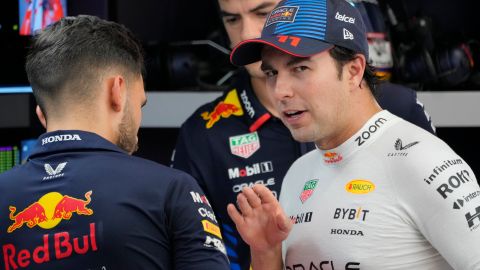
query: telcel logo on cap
335 12 355 24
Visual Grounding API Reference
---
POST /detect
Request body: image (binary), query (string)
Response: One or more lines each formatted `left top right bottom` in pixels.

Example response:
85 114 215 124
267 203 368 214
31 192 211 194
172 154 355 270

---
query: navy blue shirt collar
28 130 126 159
234 69 273 132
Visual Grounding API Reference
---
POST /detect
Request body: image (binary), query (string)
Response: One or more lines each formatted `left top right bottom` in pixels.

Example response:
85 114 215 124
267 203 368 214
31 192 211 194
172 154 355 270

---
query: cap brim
230 35 333 66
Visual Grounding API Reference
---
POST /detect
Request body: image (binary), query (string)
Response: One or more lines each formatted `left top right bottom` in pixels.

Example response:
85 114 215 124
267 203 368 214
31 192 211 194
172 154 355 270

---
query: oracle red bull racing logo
7 191 93 233
201 89 243 129
3 191 97 269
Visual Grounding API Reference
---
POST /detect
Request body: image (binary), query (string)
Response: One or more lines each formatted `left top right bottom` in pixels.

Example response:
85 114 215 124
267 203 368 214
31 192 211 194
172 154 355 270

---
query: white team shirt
280 110 480 270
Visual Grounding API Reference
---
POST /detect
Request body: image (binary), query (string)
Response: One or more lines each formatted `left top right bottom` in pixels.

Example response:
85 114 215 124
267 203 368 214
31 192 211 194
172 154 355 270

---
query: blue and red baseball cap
230 0 369 66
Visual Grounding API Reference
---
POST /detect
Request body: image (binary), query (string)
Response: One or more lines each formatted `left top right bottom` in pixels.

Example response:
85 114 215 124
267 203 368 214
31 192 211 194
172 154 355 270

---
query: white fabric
280 110 480 270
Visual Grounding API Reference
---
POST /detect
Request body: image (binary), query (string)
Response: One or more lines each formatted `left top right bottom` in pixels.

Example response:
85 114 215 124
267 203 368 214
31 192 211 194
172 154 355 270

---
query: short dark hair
25 15 144 117
329 46 378 96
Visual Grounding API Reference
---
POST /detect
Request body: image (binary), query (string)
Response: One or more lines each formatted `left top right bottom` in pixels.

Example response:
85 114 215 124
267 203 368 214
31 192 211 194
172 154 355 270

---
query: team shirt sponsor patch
201 89 243 129
265 6 299 27
204 235 226 255
190 191 211 207
229 132 260 159
465 205 480 231
453 190 480 210
4 191 98 268
43 162 67 180
7 190 93 233
42 134 82 145
300 179 319 203
202 220 222 239
323 152 343 164
345 179 375 194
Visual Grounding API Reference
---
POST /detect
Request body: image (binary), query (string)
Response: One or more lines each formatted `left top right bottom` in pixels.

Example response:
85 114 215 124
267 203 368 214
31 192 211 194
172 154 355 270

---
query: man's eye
294 66 308 72
264 70 276 77
224 16 239 24
257 12 269 18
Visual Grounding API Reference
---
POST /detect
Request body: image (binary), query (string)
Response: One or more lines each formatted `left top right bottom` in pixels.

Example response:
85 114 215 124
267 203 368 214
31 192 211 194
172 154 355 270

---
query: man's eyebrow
142 99 147 108
260 61 273 71
220 2 276 17
220 10 237 17
286 57 311 67
250 2 276 13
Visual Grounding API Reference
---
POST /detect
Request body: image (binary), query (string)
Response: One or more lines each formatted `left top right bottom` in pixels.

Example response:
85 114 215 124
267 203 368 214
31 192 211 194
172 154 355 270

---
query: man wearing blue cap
227 0 480 269
172 1 435 269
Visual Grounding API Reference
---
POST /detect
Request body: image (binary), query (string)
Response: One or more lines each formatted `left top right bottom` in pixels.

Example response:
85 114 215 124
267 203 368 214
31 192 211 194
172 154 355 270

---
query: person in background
172 0 434 269
0 15 230 270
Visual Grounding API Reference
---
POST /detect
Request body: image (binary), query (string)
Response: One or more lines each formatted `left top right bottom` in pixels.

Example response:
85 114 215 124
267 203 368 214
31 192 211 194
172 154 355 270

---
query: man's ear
346 54 366 89
35 105 47 129
109 75 126 112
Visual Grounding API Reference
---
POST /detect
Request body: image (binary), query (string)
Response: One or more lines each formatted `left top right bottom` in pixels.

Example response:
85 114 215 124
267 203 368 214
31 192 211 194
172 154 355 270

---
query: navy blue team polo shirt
0 130 229 270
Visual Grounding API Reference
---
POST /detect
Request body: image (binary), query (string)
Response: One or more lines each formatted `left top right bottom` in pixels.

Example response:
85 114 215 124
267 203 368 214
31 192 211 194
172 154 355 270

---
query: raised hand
227 184 292 253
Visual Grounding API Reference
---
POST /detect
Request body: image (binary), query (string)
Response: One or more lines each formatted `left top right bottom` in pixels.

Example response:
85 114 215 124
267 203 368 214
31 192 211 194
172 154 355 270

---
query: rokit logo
423 159 463 185
465 205 480 231
240 90 255 118
286 261 360 270
334 207 369 222
355 117 387 146
437 170 473 199
43 162 67 180
388 138 419 157
228 161 273 179
290 212 313 224
42 134 82 145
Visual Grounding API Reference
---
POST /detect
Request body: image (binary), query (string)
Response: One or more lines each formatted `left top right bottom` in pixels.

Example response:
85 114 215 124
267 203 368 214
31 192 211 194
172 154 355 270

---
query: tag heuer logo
43 162 67 180
229 132 260 158
300 179 319 203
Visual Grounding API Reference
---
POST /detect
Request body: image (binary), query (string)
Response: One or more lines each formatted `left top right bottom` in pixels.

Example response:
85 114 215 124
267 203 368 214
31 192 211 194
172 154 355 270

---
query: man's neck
45 117 117 146
250 76 280 118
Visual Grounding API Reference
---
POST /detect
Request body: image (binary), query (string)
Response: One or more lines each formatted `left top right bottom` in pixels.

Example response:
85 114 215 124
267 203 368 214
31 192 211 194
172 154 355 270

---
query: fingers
236 192 253 217
252 184 277 204
276 212 293 234
227 203 244 228
242 186 262 208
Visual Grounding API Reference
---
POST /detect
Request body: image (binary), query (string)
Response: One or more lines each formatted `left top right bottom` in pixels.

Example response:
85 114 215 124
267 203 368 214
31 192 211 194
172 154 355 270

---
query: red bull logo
323 152 343 164
3 223 98 270
4 191 96 269
7 191 93 233
201 89 243 129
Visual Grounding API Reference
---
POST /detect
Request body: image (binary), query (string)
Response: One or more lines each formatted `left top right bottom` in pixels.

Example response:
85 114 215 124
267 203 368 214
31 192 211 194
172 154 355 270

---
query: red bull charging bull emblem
8 191 93 233
201 89 244 129
3 191 97 269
